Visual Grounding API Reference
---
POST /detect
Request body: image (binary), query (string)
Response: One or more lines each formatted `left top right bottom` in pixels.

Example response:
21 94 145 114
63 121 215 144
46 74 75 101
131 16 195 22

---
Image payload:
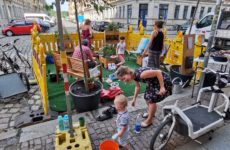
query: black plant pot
69 80 102 113
170 65 194 88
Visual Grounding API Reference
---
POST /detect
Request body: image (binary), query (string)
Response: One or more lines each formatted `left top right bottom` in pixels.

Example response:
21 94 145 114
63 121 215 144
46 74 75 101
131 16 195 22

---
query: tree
55 0 113 138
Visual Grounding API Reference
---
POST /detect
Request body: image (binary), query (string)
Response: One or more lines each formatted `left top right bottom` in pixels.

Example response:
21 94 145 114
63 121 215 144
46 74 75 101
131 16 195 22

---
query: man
72 39 97 68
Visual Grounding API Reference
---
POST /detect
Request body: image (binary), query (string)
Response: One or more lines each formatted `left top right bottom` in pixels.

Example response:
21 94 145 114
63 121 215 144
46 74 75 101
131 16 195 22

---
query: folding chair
127 38 149 60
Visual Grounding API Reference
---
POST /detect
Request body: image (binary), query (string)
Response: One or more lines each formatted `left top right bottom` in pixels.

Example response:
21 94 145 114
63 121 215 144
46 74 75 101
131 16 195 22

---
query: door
139 4 148 28
11 21 26 35
25 21 34 34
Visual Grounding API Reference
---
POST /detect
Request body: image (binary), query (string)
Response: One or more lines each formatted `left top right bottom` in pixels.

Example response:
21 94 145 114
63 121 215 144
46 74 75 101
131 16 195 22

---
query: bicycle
150 68 230 150
0 43 30 91
2 38 31 70
0 44 19 73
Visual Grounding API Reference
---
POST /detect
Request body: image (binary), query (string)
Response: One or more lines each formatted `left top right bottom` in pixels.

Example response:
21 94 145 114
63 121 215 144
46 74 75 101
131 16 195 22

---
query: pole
73 0 89 92
55 0 74 138
188 0 200 34
197 0 222 92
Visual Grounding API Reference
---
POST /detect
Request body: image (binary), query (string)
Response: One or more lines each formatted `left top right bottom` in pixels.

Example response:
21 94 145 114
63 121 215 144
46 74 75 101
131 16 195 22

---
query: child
116 36 126 68
112 94 129 149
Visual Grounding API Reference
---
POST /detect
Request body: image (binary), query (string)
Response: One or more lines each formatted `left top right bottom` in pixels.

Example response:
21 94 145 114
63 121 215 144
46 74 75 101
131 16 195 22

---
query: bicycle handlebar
1 38 19 48
202 68 228 76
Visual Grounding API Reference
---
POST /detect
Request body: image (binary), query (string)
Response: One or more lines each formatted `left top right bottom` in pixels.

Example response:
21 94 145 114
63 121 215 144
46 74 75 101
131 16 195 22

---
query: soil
70 80 102 96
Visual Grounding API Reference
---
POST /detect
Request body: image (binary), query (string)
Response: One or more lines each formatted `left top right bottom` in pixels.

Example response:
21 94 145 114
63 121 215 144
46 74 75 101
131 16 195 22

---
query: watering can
172 77 183 94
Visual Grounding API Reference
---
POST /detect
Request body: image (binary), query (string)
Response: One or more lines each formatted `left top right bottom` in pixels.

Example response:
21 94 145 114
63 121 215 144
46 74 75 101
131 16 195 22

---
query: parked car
179 21 192 34
94 21 110 32
24 13 55 27
28 18 50 33
2 20 41 36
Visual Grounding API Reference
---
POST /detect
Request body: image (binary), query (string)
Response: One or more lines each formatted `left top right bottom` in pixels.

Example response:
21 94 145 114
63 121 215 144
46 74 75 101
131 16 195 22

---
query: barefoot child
116 36 126 68
112 94 129 149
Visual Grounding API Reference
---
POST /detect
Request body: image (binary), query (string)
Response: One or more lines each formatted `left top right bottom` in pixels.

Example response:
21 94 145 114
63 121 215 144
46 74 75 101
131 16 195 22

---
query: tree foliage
67 0 113 13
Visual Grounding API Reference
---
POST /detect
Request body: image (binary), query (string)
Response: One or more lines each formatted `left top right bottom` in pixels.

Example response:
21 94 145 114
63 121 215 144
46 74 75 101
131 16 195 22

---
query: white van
186 12 214 41
24 13 55 27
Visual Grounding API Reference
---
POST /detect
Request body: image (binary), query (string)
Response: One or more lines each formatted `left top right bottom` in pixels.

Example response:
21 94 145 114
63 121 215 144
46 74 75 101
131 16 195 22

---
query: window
14 21 26 26
159 4 168 20
2 5 7 18
197 15 213 28
127 5 132 24
119 6 121 18
45 16 50 21
123 6 125 18
199 7 205 19
174 5 180 19
183 6 188 19
208 7 212 13
190 6 196 18
0 6 3 19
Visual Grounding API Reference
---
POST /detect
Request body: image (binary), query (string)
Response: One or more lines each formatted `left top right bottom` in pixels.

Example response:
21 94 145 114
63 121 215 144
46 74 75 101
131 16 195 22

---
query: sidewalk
176 123 230 150
0 87 200 150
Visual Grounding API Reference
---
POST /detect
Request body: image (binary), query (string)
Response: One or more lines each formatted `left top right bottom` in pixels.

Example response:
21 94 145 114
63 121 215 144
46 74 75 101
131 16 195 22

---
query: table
99 55 116 69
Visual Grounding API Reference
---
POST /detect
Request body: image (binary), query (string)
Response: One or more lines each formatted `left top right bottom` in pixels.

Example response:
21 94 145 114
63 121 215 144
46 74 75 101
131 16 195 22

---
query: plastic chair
100 140 119 150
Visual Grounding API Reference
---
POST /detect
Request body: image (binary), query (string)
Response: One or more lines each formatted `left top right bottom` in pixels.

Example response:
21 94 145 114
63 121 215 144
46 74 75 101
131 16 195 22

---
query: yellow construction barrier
164 31 183 65
55 123 92 150
31 25 48 115
193 34 206 80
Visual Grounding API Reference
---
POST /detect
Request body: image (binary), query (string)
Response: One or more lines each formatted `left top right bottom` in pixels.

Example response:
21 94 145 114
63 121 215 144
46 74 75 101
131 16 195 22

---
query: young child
113 94 129 149
116 36 126 68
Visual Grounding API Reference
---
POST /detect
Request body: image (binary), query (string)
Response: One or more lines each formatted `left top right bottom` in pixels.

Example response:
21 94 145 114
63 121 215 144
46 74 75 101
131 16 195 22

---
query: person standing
143 21 164 68
80 19 93 48
116 66 172 127
116 36 126 68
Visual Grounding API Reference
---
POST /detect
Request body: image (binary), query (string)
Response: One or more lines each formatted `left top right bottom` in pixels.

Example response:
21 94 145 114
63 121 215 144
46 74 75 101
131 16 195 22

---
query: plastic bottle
134 114 141 133
63 115 69 130
57 115 64 131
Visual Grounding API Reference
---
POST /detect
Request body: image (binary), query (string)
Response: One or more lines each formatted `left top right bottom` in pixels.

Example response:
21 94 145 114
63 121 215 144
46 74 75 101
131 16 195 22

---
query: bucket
100 140 119 150
172 77 183 94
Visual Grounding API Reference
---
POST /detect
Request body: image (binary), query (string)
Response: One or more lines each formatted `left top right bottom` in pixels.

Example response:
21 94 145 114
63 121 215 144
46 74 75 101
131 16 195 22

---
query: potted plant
69 0 114 113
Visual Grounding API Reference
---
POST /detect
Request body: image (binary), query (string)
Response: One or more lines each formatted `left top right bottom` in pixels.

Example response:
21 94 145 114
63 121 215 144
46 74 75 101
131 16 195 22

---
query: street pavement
0 20 229 150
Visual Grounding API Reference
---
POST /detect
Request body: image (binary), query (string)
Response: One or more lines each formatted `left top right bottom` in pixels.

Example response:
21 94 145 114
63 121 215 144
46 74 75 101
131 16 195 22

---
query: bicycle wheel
150 117 174 150
19 73 30 91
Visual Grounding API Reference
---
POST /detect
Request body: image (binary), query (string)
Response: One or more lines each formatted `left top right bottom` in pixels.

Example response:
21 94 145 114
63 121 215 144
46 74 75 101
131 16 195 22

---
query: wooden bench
52 51 102 82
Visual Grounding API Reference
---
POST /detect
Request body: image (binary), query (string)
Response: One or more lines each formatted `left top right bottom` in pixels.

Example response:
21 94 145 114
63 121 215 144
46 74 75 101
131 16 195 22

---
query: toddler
113 94 129 149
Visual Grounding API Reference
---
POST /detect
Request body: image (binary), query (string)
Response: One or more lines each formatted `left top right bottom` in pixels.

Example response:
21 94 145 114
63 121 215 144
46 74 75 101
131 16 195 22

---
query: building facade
77 0 216 30
0 0 46 31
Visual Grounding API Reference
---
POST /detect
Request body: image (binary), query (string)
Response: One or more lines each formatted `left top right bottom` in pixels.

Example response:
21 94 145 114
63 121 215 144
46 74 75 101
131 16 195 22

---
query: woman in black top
143 21 164 68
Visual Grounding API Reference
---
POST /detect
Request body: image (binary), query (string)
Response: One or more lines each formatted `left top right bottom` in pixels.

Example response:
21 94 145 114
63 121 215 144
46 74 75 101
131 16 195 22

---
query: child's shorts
118 54 125 59
117 127 129 146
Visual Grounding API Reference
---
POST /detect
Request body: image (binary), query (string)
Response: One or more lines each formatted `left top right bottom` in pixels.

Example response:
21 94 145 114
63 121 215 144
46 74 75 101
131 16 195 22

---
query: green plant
105 23 119 31
99 45 116 58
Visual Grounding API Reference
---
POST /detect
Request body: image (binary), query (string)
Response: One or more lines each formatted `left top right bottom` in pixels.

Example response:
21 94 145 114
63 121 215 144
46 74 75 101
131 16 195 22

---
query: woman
80 19 93 48
116 66 172 127
143 21 164 68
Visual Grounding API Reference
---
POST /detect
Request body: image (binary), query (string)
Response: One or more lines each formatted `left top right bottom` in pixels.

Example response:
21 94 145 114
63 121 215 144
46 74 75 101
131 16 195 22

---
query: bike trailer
0 73 28 102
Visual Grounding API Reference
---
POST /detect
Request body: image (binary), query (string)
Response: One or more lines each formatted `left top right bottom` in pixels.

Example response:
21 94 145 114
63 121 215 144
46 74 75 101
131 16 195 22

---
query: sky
45 0 68 11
